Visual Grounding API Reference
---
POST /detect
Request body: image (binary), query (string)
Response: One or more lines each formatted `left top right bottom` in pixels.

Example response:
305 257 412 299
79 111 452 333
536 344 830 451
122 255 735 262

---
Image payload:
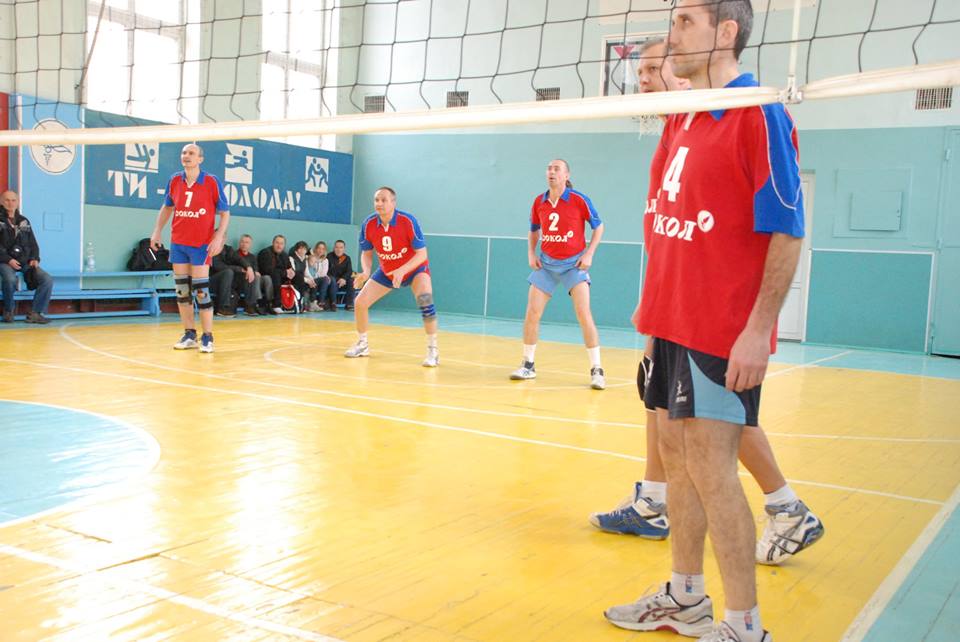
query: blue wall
352 126 957 352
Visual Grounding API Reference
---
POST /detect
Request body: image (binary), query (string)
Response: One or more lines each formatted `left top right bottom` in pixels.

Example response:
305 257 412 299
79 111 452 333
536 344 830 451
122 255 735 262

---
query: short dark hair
705 0 753 59
293 240 309 252
273 234 285 242
240 233 252 241
376 186 396 198
639 36 665 57
334 239 345 245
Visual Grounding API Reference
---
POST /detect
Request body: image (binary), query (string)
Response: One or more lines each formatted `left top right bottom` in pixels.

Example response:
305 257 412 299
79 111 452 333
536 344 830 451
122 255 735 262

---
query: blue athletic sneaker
590 482 670 539
199 332 214 354
173 329 198 350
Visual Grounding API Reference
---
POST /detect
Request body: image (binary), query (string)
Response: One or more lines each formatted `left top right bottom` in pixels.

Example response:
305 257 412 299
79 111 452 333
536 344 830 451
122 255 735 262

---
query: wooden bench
11 270 172 320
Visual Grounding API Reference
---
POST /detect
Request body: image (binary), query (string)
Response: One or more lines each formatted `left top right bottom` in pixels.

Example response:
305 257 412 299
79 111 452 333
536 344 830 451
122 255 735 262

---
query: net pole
784 0 805 102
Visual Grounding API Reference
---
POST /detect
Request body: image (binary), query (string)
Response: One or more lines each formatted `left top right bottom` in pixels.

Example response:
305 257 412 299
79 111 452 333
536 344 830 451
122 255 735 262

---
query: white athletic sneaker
199 333 214 354
173 331 198 350
590 366 606 390
509 360 536 380
344 340 370 358
756 499 825 565
698 622 772 642
272 307 284 314
604 582 714 636
422 346 439 367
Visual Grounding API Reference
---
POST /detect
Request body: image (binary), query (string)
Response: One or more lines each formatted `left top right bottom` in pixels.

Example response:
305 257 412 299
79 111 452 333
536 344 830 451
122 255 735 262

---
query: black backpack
127 238 172 271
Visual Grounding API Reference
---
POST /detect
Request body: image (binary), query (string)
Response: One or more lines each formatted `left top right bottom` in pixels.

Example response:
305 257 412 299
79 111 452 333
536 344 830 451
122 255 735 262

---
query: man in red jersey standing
605 2 803 641
150 143 230 353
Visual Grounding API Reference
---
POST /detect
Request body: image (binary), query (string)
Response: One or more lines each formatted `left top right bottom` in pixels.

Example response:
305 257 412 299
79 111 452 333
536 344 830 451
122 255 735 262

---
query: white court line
0 356 946 507
59 325 955 444
0 543 344 642
841 480 960 641
56 325 639 428
764 350 853 378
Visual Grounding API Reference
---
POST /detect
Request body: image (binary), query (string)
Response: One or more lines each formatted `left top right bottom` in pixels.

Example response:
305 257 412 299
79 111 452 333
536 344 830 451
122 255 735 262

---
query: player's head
668 0 753 80
638 37 690 94
180 143 203 169
1 190 19 214
546 159 572 190
238 234 252 252
272 234 286 252
333 240 346 256
374 186 397 217
314 241 327 256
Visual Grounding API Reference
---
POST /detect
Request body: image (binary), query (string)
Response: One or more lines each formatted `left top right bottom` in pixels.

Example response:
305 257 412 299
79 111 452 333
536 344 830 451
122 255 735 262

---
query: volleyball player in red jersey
150 143 230 353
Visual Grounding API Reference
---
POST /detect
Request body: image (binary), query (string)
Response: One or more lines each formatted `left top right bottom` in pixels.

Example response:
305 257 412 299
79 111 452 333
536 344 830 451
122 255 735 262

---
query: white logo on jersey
541 230 575 243
378 247 409 262
652 210 715 242
645 197 658 215
175 207 207 219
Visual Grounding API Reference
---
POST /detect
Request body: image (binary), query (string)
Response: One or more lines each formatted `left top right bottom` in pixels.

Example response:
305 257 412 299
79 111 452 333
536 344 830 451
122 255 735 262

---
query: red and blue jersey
163 170 229 247
638 73 804 359
358 210 428 275
530 188 602 260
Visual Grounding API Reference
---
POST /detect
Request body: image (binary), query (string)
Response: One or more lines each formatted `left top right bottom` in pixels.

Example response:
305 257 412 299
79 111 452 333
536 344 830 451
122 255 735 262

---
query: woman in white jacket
305 241 335 311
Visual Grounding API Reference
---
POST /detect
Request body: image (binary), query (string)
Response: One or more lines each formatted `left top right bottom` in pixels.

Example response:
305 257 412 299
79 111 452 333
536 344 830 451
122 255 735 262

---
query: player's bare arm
354 249 374 288
576 222 604 270
528 230 542 270
726 232 803 392
207 210 231 257
150 205 174 250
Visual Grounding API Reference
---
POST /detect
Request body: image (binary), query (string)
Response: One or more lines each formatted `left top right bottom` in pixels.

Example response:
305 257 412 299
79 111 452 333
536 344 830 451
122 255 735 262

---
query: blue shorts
170 243 211 267
371 263 430 289
528 252 590 296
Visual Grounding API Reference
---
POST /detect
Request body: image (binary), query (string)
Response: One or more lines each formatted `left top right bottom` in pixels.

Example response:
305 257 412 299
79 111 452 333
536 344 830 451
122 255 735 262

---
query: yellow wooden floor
1 315 959 641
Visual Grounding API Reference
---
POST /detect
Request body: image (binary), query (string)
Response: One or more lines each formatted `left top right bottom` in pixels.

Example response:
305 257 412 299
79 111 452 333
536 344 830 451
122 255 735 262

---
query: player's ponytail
558 158 573 188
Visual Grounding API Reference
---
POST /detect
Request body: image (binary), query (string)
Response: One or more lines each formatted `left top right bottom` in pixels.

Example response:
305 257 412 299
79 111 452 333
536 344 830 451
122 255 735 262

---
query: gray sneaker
509 360 536 380
344 340 370 358
605 582 714 636
756 499 824 565
590 366 606 390
698 621 772 641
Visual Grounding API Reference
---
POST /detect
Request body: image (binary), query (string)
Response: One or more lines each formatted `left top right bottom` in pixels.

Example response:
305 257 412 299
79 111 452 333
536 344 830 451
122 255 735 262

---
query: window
262 0 338 150
85 0 200 124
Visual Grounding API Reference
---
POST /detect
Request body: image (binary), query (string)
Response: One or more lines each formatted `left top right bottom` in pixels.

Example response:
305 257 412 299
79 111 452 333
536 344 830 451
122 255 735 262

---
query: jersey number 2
547 212 560 232
662 146 689 203
382 237 393 252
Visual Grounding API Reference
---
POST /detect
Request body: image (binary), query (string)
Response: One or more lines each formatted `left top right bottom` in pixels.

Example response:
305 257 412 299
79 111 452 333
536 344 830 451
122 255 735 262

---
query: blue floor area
0 401 157 527
864 505 960 642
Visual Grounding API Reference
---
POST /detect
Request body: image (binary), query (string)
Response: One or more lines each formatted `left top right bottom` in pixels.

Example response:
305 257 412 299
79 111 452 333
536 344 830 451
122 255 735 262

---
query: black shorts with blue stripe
642 337 761 427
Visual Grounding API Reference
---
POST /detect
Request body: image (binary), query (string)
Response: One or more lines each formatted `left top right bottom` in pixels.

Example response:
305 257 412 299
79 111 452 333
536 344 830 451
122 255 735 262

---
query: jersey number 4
662 146 689 203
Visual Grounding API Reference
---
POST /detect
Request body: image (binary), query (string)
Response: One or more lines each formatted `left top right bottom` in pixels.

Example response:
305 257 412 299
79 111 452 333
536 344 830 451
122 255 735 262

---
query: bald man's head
1 191 19 214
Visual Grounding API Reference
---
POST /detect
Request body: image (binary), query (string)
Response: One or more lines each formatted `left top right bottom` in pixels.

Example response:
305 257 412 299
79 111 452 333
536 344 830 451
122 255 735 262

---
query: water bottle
85 241 96 272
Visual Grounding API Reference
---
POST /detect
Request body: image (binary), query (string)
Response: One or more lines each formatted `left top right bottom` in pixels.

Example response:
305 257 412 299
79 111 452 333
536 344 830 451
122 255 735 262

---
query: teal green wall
353 127 958 350
807 251 932 352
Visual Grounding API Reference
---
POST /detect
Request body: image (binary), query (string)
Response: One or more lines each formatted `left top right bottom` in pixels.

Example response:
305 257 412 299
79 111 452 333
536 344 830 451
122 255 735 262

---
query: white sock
427 333 438 348
358 332 368 343
587 346 601 368
640 480 667 505
523 343 536 363
669 572 706 606
724 606 763 642
764 484 798 508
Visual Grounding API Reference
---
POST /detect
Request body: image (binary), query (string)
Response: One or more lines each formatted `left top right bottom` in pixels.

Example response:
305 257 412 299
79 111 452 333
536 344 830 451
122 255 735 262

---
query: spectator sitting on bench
210 246 238 317
1 190 53 324
257 234 293 315
289 241 311 310
228 233 264 316
306 241 334 311
327 239 355 310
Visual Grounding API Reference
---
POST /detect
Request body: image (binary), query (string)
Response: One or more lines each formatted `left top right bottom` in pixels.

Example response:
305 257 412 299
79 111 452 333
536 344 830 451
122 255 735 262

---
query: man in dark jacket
257 234 294 314
1 191 53 324
224 233 264 316
327 239 355 310
210 247 237 317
